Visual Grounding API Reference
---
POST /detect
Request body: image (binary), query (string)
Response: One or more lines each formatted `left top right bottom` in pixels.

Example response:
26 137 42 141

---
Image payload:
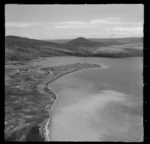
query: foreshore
43 63 107 141
44 91 58 141
5 61 105 141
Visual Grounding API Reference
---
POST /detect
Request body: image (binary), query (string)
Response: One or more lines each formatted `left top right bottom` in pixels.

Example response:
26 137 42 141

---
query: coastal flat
5 60 102 141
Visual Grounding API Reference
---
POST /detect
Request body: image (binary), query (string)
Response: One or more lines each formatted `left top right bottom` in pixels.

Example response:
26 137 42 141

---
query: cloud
89 17 124 25
107 26 143 36
5 22 39 28
5 17 143 38
53 17 135 29
53 25 143 38
54 21 97 29
6 17 126 29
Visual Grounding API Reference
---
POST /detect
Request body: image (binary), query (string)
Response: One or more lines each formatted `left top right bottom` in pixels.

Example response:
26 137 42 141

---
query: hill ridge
5 35 143 61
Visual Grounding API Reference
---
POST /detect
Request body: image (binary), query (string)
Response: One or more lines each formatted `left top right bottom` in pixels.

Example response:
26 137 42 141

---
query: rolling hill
66 37 104 47
5 35 143 61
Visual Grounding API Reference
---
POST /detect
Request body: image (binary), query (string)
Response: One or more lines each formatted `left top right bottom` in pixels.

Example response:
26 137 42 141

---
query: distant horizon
5 34 143 41
5 4 143 39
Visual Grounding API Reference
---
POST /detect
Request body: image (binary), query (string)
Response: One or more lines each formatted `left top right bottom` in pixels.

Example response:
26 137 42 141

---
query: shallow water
38 57 143 142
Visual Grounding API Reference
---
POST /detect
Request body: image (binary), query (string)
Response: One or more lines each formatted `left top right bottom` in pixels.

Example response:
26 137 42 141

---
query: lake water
33 57 143 142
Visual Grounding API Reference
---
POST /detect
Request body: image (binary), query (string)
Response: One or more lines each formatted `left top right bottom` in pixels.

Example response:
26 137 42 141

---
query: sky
5 4 144 39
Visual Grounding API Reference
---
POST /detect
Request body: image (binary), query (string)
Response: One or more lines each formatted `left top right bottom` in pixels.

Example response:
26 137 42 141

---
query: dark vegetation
5 35 143 141
26 126 45 141
5 62 101 141
5 36 143 61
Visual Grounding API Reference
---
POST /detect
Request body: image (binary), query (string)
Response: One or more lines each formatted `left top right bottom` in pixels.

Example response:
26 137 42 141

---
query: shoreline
45 92 58 141
5 61 105 141
44 64 108 141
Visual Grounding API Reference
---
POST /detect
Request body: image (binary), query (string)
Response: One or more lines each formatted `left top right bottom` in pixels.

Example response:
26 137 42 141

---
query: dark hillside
5 36 71 61
5 35 143 61
66 37 105 47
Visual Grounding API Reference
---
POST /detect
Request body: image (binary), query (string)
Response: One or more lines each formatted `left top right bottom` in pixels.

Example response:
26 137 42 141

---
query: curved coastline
5 56 143 142
43 63 108 141
5 61 106 141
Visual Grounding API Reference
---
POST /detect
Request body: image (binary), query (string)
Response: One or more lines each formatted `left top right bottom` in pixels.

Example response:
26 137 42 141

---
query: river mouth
46 57 143 142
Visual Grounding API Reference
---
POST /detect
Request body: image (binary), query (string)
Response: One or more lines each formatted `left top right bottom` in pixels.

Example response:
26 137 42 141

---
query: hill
5 36 71 61
5 36 143 61
66 37 104 47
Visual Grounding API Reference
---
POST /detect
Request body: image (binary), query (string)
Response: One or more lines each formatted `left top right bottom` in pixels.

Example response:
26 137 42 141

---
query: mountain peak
66 37 94 46
75 37 88 40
